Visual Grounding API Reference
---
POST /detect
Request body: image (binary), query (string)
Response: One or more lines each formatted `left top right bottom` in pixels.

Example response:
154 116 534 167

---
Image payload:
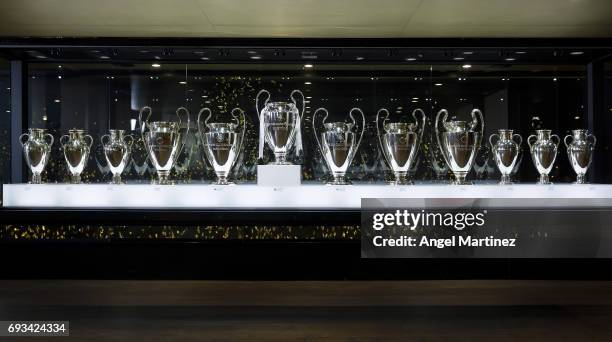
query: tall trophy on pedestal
489 129 522 185
197 107 245 185
19 128 54 184
435 108 484 185
528 129 559 185
60 129 93 184
564 129 596 184
375 108 425 185
312 107 365 185
255 89 305 164
139 106 190 185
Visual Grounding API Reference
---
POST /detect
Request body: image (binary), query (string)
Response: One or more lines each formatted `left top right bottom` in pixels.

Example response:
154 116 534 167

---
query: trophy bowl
256 89 304 165
19 128 54 184
528 129 559 185
60 129 93 184
101 129 133 184
139 106 189 185
376 108 425 185
197 107 245 185
313 107 365 185
435 109 484 185
564 129 595 184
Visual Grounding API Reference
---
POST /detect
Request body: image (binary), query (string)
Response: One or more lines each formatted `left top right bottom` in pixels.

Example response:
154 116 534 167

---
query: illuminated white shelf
3 183 612 209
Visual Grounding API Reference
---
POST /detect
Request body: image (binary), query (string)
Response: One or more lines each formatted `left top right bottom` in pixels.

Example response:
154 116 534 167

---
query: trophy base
29 173 43 184
257 164 301 186
389 172 413 185
328 173 351 185
213 178 235 186
574 174 587 184
537 174 552 185
498 175 513 185
270 153 291 165
70 174 82 184
110 174 123 185
450 173 472 185
154 171 173 185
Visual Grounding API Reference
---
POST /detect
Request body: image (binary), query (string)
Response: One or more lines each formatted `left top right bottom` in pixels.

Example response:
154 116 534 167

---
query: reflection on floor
1 280 611 341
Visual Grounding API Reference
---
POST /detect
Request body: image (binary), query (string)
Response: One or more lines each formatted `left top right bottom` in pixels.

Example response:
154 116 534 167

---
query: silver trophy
60 129 93 184
197 107 245 185
376 108 426 185
255 89 304 164
19 128 54 184
139 106 190 185
312 107 365 185
435 109 484 185
528 129 559 185
564 129 596 184
489 129 522 185
101 129 134 184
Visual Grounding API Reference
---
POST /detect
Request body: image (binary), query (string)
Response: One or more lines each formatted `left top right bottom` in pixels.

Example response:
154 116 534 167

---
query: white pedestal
257 164 301 186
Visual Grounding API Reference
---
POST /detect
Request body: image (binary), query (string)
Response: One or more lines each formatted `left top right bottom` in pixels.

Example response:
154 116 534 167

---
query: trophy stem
499 174 513 185
451 172 472 185
575 174 586 184
30 173 42 184
111 174 122 185
156 170 172 185
328 172 351 185
70 174 81 184
538 173 551 185
272 152 291 165
391 171 413 185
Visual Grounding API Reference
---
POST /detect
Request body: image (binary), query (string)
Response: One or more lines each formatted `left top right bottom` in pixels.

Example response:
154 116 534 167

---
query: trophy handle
59 135 69 147
527 134 537 150
255 89 270 160
312 107 329 154
470 108 484 145
100 134 110 147
84 135 93 150
124 135 134 148
588 134 597 147
44 133 54 147
196 107 212 137
231 107 246 158
349 107 366 159
290 89 305 121
175 106 190 159
412 108 426 144
375 108 391 167
550 134 560 147
489 134 500 149
563 134 572 149
435 109 451 167
138 106 153 158
512 134 522 147
19 133 29 146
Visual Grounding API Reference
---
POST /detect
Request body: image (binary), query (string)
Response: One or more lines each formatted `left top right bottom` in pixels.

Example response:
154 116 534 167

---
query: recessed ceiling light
35 55 47 59
463 51 474 55
453 57 464 61
304 64 314 68
435 83 443 86
306 96 312 99
152 63 161 68
505 57 515 61
411 100 418 103
570 51 584 55
58 65 62 69
179 81 187 85
356 56 365 61
304 81 312 85
200 57 210 61
54 99 60 103
553 78 557 81
515 51 527 54
57 76 62 79
462 64 472 69
100 56 110 59
405 57 417 61
250 56 262 60
412 97 419 100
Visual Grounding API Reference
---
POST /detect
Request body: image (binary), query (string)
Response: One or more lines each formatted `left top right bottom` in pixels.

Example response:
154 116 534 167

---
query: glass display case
0 38 611 278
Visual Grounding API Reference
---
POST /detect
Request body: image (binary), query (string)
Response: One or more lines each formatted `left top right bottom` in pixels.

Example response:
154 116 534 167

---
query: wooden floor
1 280 612 341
